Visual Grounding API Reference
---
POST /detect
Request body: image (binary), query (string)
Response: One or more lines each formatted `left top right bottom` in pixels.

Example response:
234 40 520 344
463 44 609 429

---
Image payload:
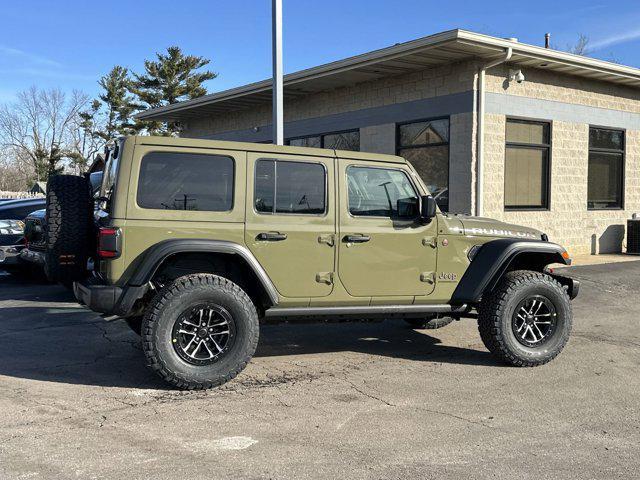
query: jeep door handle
343 234 370 243
256 232 288 241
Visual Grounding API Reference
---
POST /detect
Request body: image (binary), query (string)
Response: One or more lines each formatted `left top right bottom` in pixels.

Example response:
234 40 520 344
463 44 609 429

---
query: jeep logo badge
438 272 457 282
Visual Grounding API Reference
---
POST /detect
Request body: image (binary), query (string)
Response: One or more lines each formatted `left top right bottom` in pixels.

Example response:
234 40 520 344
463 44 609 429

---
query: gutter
476 46 512 217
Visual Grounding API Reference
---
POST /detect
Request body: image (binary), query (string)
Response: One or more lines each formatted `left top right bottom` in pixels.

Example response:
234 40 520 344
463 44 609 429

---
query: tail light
98 227 121 259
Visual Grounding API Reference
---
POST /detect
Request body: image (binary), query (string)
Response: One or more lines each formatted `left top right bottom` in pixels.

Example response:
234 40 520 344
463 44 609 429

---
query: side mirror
396 197 419 219
420 195 437 221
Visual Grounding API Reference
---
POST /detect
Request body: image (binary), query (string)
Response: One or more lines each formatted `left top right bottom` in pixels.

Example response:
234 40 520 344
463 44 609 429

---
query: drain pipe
476 46 512 216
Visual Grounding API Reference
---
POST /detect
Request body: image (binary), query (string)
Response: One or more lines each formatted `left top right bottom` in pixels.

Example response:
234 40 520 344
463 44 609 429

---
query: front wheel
478 270 572 367
142 274 259 390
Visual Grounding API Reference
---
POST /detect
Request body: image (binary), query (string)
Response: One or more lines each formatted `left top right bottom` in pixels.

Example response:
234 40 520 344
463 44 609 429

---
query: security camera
509 69 525 84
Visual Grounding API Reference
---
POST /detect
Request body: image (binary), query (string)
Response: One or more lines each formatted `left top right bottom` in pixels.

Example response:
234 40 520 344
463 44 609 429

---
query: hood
27 208 46 219
453 215 543 240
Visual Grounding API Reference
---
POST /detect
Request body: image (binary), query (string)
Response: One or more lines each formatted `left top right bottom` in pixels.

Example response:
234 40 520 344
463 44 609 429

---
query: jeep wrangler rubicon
43 136 578 390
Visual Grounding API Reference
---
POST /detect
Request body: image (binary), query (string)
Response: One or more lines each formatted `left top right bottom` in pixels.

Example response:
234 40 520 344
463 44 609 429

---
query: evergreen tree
131 46 216 135
98 66 139 138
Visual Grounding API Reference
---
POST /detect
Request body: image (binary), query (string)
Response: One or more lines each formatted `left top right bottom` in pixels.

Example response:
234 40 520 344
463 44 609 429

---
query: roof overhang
137 29 640 122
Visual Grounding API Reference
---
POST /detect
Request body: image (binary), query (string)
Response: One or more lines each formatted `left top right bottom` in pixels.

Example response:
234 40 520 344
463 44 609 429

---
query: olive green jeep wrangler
44 136 578 390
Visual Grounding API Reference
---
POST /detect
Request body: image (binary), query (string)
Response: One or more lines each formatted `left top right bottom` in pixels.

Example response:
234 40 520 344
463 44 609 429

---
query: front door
337 160 438 297
245 152 336 298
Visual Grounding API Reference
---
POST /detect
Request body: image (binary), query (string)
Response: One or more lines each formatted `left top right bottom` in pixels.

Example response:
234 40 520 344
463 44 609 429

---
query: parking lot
0 261 639 480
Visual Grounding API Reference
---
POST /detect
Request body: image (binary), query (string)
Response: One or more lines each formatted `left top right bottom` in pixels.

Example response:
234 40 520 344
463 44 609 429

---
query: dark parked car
0 197 46 220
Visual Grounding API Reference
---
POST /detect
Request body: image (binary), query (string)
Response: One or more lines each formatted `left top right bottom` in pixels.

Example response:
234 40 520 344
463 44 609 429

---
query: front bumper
73 277 147 317
550 273 580 300
0 245 25 266
19 248 45 265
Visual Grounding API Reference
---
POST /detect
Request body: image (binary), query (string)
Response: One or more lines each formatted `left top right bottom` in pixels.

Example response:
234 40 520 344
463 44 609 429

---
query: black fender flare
127 239 280 306
450 239 571 305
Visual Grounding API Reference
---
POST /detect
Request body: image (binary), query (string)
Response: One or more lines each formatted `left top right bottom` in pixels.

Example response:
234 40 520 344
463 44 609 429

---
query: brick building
137 29 640 254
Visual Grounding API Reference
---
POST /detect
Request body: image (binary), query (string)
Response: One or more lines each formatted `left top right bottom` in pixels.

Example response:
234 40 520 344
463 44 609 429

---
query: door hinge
318 234 335 247
316 272 334 285
422 236 437 248
420 271 435 284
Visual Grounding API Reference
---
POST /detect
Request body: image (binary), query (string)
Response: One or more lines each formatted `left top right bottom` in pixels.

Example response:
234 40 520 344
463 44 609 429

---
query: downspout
476 47 512 216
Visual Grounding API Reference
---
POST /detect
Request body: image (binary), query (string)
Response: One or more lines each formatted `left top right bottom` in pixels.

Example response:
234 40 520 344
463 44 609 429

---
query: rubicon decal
451 227 539 239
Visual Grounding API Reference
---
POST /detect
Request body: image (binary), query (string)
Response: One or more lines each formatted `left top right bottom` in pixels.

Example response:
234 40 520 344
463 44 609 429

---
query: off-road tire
44 175 93 283
142 274 259 390
405 316 454 329
478 270 572 367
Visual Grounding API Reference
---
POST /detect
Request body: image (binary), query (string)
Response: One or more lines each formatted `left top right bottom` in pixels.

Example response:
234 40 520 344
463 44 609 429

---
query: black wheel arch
125 239 280 310
451 239 574 305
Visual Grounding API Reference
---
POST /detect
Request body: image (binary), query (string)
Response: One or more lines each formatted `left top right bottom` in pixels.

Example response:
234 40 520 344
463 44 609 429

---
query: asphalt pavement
0 262 639 479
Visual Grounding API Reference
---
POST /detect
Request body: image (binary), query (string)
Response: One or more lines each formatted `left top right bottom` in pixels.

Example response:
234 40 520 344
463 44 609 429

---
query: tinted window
504 119 550 209
286 130 360 151
137 152 234 211
398 119 449 211
588 127 624 209
255 159 326 215
347 166 417 217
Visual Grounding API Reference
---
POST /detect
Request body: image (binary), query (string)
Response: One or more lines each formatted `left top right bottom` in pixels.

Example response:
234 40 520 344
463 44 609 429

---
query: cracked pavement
0 261 639 479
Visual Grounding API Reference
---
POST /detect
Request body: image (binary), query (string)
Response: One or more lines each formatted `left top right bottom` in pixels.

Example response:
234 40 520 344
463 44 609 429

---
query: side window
254 159 326 215
137 152 234 211
347 166 417 218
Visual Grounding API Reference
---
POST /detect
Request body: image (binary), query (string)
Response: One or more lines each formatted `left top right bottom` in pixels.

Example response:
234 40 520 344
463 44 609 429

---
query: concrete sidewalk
560 252 640 267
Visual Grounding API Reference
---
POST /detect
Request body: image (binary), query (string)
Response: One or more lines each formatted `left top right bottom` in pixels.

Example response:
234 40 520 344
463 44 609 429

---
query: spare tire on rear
44 175 93 283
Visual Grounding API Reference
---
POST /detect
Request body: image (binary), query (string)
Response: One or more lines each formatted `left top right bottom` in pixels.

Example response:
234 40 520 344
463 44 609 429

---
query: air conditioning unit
628 214 640 255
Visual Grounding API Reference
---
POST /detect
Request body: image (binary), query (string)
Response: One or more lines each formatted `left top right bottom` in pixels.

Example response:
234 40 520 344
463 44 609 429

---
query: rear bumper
73 277 147 317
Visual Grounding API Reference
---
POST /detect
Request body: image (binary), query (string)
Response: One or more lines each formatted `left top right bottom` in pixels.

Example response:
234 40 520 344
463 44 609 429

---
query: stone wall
482 66 640 254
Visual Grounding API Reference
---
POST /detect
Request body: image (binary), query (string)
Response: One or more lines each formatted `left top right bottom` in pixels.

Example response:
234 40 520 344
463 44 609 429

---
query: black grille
0 233 23 246
628 219 640 255
24 217 46 251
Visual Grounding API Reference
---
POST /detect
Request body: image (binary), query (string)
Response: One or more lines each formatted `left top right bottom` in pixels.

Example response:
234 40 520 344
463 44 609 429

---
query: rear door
337 159 438 297
244 153 336 298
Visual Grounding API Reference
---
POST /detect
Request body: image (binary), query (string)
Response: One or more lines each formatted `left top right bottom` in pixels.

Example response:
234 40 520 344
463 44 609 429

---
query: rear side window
254 159 326 215
137 152 234 211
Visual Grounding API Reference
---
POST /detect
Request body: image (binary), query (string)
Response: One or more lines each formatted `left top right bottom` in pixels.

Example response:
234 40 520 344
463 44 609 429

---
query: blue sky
1 0 640 103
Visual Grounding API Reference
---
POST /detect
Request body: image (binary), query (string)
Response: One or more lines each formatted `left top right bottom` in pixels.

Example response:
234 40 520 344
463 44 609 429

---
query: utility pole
272 0 283 145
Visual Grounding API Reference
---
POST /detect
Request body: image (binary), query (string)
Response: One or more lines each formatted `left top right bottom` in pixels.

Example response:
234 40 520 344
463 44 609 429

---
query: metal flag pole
272 0 284 145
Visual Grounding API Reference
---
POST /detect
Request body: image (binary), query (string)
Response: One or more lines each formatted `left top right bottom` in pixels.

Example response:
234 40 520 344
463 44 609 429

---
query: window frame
286 128 360 151
136 150 236 213
504 117 552 211
253 157 329 217
587 125 625 211
395 116 451 212
345 164 420 220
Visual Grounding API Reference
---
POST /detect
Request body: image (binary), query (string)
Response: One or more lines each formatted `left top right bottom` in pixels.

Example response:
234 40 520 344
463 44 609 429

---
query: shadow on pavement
0 271 500 390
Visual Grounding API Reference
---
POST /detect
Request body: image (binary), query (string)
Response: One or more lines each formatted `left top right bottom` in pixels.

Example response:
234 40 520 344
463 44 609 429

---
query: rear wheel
44 175 93 283
142 274 259 390
478 270 572 367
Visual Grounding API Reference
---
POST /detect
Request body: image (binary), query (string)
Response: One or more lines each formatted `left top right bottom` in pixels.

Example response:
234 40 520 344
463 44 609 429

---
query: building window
397 118 449 211
504 119 550 210
287 130 360 151
254 159 326 215
137 152 234 211
588 127 624 210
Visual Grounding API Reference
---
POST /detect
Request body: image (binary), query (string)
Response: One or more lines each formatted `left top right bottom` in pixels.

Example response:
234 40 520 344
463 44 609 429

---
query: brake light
98 227 121 259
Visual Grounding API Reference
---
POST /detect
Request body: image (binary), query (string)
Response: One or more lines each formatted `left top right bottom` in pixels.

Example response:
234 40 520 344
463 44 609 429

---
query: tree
98 66 139 138
566 34 590 56
0 87 89 184
130 46 216 135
